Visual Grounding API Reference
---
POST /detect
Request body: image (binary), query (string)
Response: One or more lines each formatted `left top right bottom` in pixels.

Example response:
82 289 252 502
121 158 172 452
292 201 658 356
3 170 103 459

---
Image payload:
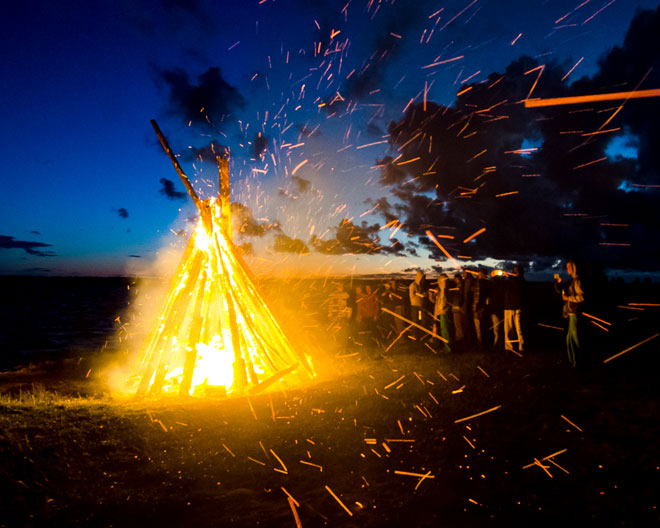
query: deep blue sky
1 0 658 277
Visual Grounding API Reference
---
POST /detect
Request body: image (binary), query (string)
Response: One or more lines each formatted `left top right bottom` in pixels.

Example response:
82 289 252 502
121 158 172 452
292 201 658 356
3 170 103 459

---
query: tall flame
127 198 314 397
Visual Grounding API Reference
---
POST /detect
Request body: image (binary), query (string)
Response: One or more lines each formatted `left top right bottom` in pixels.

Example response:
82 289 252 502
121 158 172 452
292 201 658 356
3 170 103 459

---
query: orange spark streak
463 227 486 244
425 230 457 266
421 55 464 69
455 405 501 423
397 157 421 165
356 140 389 149
603 333 660 363
325 485 353 516
525 88 660 108
581 127 621 136
524 65 545 100
291 159 308 175
495 191 518 198
582 312 612 326
394 470 436 479
560 415 583 432
288 497 303 528
511 33 522 45
562 57 583 82
573 157 606 170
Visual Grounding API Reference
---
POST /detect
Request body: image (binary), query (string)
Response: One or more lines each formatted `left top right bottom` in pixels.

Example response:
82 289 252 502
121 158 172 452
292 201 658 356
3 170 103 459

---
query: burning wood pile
129 121 315 397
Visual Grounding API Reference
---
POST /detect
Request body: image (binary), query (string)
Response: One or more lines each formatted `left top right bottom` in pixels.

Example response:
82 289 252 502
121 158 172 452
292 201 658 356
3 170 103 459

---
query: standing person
389 280 407 335
328 282 351 349
489 270 506 352
471 269 489 350
555 261 584 368
504 265 525 353
359 284 380 348
432 274 452 353
449 274 465 352
409 271 427 329
462 270 475 347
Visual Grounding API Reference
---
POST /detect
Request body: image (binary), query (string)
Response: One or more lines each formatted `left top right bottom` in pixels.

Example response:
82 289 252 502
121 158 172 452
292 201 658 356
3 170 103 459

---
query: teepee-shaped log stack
131 121 315 397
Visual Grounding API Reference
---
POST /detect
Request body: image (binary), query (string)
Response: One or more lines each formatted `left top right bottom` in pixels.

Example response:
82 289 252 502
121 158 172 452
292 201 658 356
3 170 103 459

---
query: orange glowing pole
180 267 208 395
149 251 205 394
524 88 660 108
218 156 232 237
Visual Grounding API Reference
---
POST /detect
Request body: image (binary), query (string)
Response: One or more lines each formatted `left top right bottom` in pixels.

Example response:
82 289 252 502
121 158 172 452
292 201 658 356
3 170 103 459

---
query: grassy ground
1 337 658 528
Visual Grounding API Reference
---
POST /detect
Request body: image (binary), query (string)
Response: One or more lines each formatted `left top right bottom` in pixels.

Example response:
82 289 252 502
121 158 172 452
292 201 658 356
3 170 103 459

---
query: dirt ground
1 336 658 528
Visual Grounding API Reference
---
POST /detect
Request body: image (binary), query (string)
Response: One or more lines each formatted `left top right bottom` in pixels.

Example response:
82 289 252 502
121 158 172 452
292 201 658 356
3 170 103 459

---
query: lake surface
0 277 134 369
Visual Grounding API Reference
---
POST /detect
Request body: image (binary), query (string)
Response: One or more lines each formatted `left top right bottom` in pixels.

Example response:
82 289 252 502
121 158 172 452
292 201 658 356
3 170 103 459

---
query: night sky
2 0 659 278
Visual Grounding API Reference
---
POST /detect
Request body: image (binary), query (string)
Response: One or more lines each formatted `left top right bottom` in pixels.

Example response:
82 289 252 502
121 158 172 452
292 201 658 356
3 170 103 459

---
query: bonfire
129 121 315 397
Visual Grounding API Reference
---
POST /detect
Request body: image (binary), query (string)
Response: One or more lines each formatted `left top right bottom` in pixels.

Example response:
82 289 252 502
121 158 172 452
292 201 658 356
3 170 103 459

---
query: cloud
184 141 229 163
310 218 404 255
273 234 310 254
231 203 280 237
159 177 187 200
252 133 269 159
370 6 660 271
0 235 56 257
128 254 142 258
157 66 245 132
23 267 52 273
116 208 129 219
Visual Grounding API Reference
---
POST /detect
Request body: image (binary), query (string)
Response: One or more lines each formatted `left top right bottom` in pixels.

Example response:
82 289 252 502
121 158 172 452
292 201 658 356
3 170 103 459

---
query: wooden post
151 119 212 231
180 266 208 396
217 156 232 239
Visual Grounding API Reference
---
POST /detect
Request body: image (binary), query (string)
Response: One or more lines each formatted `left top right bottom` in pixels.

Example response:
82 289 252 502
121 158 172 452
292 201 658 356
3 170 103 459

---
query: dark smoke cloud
273 234 310 254
157 67 245 131
0 235 56 257
252 133 269 159
231 203 280 238
159 177 187 200
116 208 129 219
292 176 311 193
373 6 660 271
128 254 142 258
183 141 229 163
311 219 404 255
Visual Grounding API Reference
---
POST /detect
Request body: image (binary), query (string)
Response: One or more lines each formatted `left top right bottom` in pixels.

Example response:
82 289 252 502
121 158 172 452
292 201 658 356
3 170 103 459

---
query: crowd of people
327 261 585 366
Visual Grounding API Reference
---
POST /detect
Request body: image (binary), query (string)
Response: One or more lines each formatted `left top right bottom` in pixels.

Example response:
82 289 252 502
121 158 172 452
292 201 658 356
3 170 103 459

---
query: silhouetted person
357 284 379 349
471 269 489 350
449 274 465 351
409 271 427 331
555 261 584 367
328 282 351 349
432 274 452 353
489 270 506 352
504 266 525 353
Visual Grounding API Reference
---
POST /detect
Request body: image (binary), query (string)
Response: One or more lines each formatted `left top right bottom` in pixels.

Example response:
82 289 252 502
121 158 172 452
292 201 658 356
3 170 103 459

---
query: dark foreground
1 341 658 528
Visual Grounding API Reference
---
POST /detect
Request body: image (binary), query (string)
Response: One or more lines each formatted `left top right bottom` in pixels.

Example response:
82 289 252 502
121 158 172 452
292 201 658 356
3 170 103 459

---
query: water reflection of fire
127 122 315 397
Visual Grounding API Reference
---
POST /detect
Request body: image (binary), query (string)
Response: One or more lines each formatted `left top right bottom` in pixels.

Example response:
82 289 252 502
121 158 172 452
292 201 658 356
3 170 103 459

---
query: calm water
0 277 134 370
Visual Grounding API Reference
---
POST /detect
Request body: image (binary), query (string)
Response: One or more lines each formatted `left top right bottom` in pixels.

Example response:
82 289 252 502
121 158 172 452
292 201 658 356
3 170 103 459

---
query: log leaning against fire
131 121 315 397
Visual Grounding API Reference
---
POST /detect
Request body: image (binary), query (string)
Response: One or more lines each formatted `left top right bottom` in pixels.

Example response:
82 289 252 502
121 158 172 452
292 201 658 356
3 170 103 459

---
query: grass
1 340 658 528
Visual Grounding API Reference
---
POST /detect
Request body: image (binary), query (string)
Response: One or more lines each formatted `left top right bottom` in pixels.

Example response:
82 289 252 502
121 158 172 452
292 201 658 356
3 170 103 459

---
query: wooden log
150 119 213 231
217 156 232 239
133 234 197 376
180 266 208 396
149 250 205 395
151 120 202 208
